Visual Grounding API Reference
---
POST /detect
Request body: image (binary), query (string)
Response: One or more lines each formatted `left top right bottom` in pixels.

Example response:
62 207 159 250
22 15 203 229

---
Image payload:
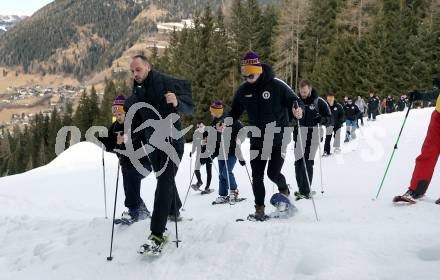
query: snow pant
250 145 289 207
345 120 357 140
324 125 342 154
357 113 364 126
368 108 378 120
121 163 149 212
194 161 212 189
218 155 238 196
148 144 184 236
294 126 320 196
409 111 440 195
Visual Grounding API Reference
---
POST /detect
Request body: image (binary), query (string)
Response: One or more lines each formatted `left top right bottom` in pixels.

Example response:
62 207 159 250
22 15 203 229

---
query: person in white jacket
355 96 367 127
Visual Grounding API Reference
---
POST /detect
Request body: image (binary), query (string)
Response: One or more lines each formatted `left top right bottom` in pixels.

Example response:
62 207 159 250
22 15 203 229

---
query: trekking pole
169 117 181 248
181 170 196 211
244 164 252 186
295 101 319 221
374 102 413 200
181 147 195 211
317 124 325 195
102 144 108 219
106 160 121 261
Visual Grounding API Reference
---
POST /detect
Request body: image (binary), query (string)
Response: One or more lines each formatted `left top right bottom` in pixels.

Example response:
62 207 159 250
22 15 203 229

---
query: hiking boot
402 189 423 200
168 211 182 222
279 187 290 196
214 196 229 204
191 181 203 191
294 191 311 201
139 233 168 255
229 189 239 201
138 203 151 220
120 210 139 224
247 205 268 221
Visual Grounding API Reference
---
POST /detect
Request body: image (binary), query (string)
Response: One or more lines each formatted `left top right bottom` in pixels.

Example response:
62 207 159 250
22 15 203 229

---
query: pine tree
98 80 117 126
273 0 310 90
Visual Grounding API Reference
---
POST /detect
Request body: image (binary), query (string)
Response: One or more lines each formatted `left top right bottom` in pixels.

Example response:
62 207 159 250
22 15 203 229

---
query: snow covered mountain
0 108 439 280
0 15 26 34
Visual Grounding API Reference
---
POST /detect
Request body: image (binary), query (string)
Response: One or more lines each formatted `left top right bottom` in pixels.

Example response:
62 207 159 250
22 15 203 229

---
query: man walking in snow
98 95 152 224
343 97 361 143
367 92 380 121
323 92 345 156
190 121 213 193
224 51 304 221
394 78 440 204
124 55 194 254
208 101 244 204
294 80 332 200
355 96 367 127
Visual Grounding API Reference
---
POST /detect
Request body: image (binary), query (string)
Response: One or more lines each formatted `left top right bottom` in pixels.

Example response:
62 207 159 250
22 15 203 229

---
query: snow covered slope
0 108 439 280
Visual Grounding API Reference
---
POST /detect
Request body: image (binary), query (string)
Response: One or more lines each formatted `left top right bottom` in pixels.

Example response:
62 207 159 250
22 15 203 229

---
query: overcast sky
1 0 54 16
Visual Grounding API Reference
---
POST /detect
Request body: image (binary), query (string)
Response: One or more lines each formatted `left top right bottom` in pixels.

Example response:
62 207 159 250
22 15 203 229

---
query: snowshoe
393 189 422 205
392 195 416 204
201 188 215 195
212 196 229 205
191 182 203 191
138 234 169 256
247 205 269 222
269 193 296 219
114 211 139 225
294 191 316 201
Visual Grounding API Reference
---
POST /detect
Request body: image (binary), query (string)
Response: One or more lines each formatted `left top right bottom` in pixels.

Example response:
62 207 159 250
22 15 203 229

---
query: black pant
121 164 145 211
294 159 314 195
294 127 320 195
368 108 378 120
149 144 184 236
324 135 332 154
195 161 212 188
250 145 288 207
358 114 364 126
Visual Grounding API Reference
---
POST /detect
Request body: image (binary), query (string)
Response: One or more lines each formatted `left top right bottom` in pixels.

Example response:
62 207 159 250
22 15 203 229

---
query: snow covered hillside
0 108 439 280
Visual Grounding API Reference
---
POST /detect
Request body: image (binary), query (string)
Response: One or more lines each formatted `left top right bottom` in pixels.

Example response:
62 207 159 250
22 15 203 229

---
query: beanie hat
112 95 126 115
326 92 335 97
210 100 224 115
240 51 263 76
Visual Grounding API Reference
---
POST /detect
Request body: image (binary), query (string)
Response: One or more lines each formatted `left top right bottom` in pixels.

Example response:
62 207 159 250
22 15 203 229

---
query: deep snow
0 108 439 280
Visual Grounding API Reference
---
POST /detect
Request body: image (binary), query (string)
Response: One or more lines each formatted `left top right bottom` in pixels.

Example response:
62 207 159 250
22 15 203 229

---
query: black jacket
227 64 303 147
124 69 194 148
368 96 380 111
210 116 244 158
298 88 332 127
97 121 151 170
386 97 395 109
328 101 345 128
397 98 406 111
343 103 361 121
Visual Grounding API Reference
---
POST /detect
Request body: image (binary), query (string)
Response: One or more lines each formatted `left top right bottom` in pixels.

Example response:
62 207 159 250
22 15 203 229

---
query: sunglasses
242 74 255 80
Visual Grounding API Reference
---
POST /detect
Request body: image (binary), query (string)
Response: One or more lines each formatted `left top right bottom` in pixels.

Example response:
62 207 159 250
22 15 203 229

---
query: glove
315 115 327 126
409 91 422 102
314 115 322 125
239 160 246 166
189 152 192 157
